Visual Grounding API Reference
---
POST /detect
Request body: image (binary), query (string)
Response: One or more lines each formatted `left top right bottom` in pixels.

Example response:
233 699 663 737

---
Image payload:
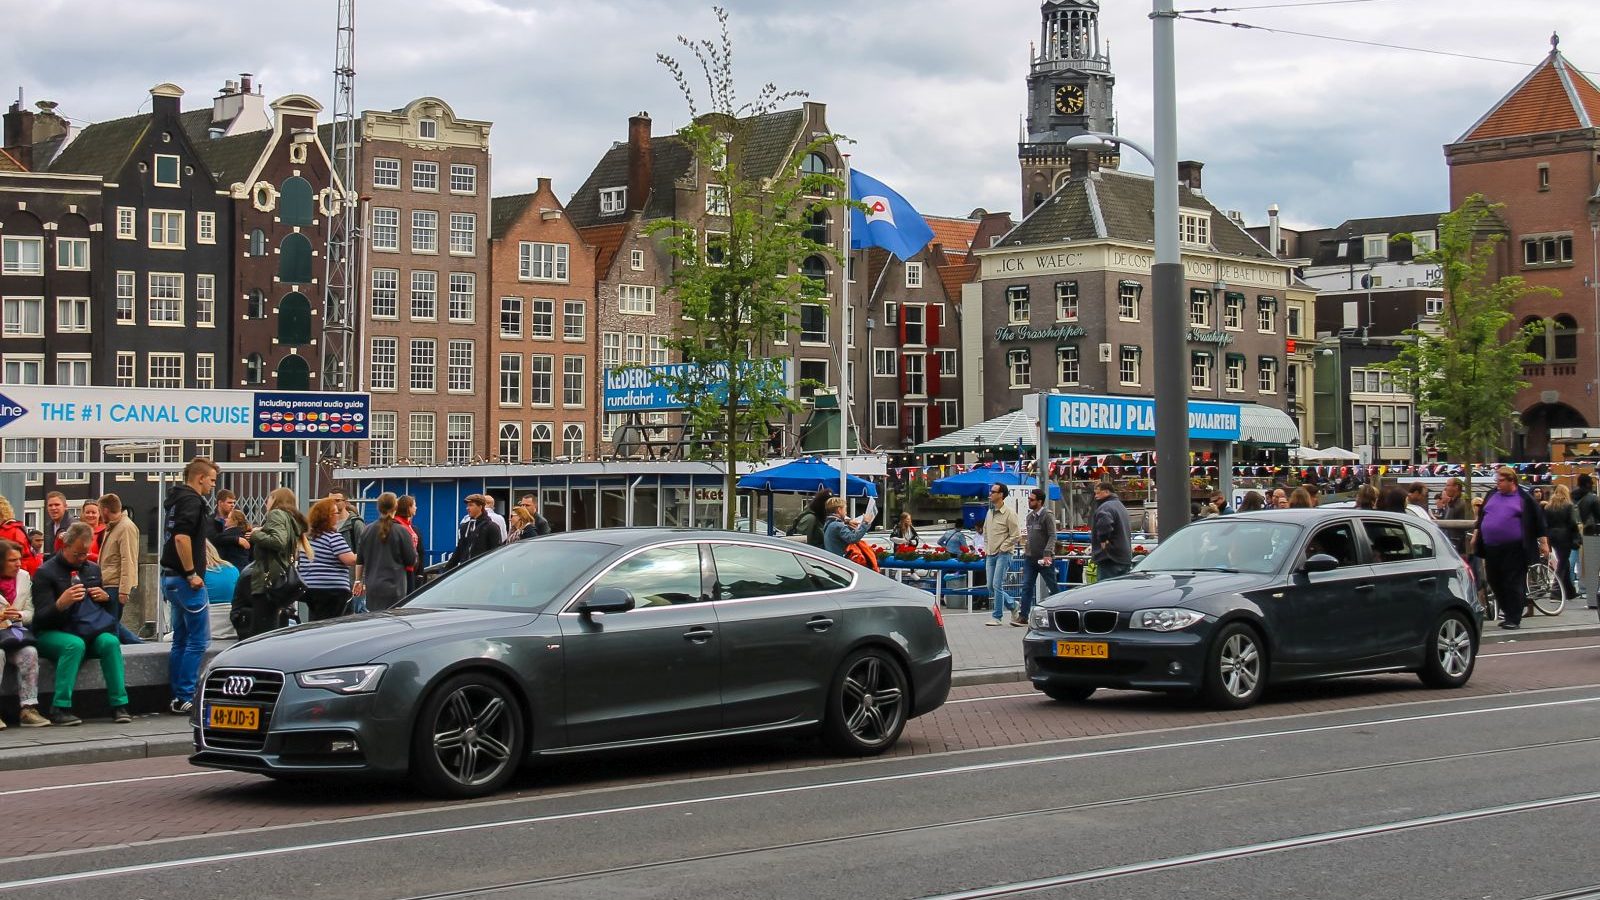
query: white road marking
1481 642 1600 658
0 771 226 798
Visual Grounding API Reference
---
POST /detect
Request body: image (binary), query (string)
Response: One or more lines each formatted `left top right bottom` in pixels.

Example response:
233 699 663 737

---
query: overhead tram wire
1178 0 1394 11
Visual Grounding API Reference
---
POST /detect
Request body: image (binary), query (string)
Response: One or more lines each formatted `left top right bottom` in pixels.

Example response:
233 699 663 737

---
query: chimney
31 101 66 145
627 113 652 214
149 83 184 119
240 73 254 94
1066 147 1100 180
3 97 35 170
213 74 270 136
1177 160 1204 193
1268 204 1282 258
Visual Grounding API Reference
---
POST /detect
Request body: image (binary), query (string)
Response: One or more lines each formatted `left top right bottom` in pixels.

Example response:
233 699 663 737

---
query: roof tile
1462 50 1600 142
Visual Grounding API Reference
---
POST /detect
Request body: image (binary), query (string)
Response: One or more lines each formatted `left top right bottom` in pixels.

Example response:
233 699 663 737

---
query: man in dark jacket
448 494 503 570
1575 473 1600 608
159 457 217 715
1015 487 1058 626
32 523 129 725
1091 480 1133 580
1474 466 1550 629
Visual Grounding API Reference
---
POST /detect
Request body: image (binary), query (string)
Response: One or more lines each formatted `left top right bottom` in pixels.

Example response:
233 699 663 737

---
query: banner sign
0 386 370 440
602 362 787 414
1045 393 1242 442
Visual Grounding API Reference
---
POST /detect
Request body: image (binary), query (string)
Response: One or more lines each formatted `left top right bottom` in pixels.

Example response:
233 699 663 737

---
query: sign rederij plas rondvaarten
0 386 371 440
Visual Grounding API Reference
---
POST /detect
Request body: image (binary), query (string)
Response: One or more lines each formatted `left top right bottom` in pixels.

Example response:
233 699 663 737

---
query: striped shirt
298 530 354 590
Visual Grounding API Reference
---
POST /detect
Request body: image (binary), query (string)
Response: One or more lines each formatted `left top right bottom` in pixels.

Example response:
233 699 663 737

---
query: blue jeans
1019 557 1058 619
161 575 211 703
104 587 143 645
986 551 1017 620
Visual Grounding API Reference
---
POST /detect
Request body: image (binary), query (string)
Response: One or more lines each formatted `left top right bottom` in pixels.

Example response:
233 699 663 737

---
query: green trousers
34 630 129 710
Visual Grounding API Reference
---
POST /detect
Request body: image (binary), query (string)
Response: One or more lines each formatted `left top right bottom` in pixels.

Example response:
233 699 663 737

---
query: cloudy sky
5 0 1596 230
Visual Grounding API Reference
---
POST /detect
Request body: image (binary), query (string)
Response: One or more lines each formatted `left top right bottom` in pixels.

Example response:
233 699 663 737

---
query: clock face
1054 84 1086 115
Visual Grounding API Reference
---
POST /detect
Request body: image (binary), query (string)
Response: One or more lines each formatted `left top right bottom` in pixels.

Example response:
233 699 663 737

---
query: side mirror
1301 553 1340 574
578 586 635 615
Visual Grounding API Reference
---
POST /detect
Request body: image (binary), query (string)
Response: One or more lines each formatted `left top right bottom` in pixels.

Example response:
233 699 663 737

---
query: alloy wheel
1437 617 1472 678
1219 633 1261 699
841 655 906 748
432 684 515 788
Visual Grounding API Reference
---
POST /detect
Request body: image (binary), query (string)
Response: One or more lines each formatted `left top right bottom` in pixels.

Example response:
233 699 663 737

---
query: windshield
402 540 615 611
1138 520 1300 575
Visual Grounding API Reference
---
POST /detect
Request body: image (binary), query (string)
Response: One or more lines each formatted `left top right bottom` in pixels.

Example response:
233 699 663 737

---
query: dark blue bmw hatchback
1024 509 1483 708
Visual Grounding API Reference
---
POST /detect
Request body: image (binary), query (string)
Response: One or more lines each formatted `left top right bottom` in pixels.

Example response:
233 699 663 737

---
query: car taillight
932 601 945 628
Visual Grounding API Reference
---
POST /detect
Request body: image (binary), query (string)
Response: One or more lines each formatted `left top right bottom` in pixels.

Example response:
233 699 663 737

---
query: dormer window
1411 230 1437 257
1178 209 1209 247
599 187 627 216
153 154 181 187
418 118 437 140
1363 234 1389 260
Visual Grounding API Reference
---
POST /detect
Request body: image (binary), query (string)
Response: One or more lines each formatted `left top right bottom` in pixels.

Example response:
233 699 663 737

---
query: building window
800 304 828 344
1412 230 1436 256
412 161 439 192
1118 282 1141 321
797 359 828 402
1188 289 1209 327
1224 292 1243 330
446 413 473 464
148 352 183 389
447 340 474 393
936 348 957 377
1006 285 1030 324
1058 346 1080 386
449 164 477 194
902 304 925 345
563 424 584 459
1522 233 1575 267
520 242 569 282
905 262 923 288
1352 403 1412 449
499 353 522 405
705 184 729 216
115 272 135 323
1226 354 1245 392
498 423 521 462
370 412 397 465
1257 295 1276 332
116 207 136 240
884 301 898 326
1424 296 1444 317
153 154 181 187
448 273 475 322
114 352 135 387
705 231 728 266
937 399 959 429
197 211 216 244
56 297 90 333
2 355 41 385
1054 281 1078 321
55 237 90 271
624 333 646 366
1553 314 1579 360
55 437 88 484
408 412 435 465
1258 357 1278 393
529 354 554 405
1007 349 1031 389
1190 352 1211 390
599 187 627 215
409 339 436 392
148 210 184 249
563 300 585 340
368 339 398 390
411 210 438 252
1287 304 1302 338
630 249 645 271
563 355 585 407
148 273 183 325
2 237 43 275
1363 234 1389 260
196 353 215 389
619 283 654 314
373 157 400 188
195 275 215 326
448 212 476 255
417 118 437 140
873 348 897 377
500 296 523 337
1178 211 1209 247
371 208 400 250
54 356 90 386
648 334 668 365
601 332 621 370
904 353 926 395
530 298 555 339
529 423 553 462
410 271 438 320
1119 346 1141 385
371 269 399 318
248 228 267 257
874 400 898 429
3 438 42 487
2 298 41 337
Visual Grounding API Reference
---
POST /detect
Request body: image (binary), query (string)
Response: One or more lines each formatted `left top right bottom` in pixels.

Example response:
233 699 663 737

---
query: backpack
0 521 39 574
843 540 880 572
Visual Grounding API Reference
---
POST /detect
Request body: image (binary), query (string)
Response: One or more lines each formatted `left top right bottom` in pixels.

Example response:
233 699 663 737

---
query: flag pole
839 153 852 505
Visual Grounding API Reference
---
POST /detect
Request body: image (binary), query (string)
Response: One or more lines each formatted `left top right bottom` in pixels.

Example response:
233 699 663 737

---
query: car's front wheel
1041 683 1095 703
411 672 526 798
1420 611 1476 688
1202 623 1266 709
822 648 910 755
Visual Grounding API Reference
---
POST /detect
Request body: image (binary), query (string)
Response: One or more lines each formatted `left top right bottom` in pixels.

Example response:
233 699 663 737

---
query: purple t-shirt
1479 490 1525 547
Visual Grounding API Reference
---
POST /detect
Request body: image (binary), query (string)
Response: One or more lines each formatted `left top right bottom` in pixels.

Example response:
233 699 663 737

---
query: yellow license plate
1056 641 1109 659
208 705 260 731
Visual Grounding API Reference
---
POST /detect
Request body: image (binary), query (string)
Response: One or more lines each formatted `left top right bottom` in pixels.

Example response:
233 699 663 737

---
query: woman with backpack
821 497 875 559
356 492 418 612
787 487 832 548
248 487 309 632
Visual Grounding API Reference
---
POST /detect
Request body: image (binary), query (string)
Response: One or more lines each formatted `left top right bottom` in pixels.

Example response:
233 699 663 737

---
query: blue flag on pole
849 169 935 262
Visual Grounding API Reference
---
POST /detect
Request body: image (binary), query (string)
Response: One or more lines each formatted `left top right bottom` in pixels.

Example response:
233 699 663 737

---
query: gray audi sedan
1025 510 1482 709
191 529 952 797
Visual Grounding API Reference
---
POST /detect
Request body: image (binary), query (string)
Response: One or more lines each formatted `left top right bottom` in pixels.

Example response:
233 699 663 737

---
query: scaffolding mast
321 0 359 396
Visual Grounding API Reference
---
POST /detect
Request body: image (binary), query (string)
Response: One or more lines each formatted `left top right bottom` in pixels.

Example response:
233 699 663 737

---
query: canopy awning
1237 404 1301 448
736 456 878 497
929 463 1063 500
912 410 1038 454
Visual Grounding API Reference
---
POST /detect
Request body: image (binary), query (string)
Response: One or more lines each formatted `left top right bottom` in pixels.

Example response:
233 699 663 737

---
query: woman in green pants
29 522 129 726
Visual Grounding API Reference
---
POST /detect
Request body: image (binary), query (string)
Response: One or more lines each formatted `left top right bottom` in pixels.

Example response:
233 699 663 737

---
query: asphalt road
4 638 1600 899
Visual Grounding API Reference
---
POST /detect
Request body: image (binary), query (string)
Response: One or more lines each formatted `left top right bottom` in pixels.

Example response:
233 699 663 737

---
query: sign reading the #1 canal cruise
0 386 370 440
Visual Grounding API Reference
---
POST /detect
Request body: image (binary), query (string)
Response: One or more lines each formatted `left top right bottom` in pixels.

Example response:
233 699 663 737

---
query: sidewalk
2 602 1595 773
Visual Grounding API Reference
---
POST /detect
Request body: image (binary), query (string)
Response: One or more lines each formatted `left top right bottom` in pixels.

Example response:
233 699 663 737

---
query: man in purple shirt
1474 466 1550 629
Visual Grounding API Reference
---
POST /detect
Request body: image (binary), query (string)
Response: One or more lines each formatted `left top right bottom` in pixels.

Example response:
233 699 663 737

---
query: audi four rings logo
221 675 256 697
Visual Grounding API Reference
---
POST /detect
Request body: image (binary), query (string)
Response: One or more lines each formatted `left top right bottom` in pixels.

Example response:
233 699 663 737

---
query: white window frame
618 284 654 315
1189 289 1210 327
1118 282 1141 321
499 353 522 406
1225 355 1245 393
417 118 438 140
705 184 729 216
195 274 215 327
529 354 554 406
520 242 569 282
874 400 899 429
1425 296 1444 317
447 339 474 394
905 262 923 289
624 334 646 366
370 412 397 466
371 269 400 319
196 353 215 389
1363 234 1389 260
55 437 89 485
563 355 585 408
408 412 436 465
630 249 645 271
937 398 959 429
1119 346 1141 386
1224 293 1243 330
1190 352 1212 390
1057 346 1079 386
1056 281 1078 321
500 296 523 338
196 211 216 245
1178 209 1209 247
1006 286 1030 325
371 207 400 251
153 153 181 188
563 300 586 341
2 237 43 276
410 271 438 321
116 207 136 240
448 273 475 323
448 212 476 255
148 210 185 250
147 272 183 326
114 351 135 387
55 237 90 271
799 303 829 345
369 338 398 391
529 423 554 462
412 160 440 192
562 423 584 460
409 338 436 393
411 210 438 253
648 334 668 366
498 422 522 462
54 355 91 386
2 297 43 338
115 271 136 324
1258 357 1278 394
55 296 90 334
601 332 622 370
372 157 400 189
530 298 555 340
1257 295 1276 333
449 164 477 195
872 348 897 377
147 352 184 389
1007 348 1031 389
446 413 473 464
936 348 957 377
1412 231 1437 256
599 187 627 215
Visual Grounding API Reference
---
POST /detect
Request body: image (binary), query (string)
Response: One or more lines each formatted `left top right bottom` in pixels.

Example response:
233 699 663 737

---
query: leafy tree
651 6 850 526
1383 194 1554 499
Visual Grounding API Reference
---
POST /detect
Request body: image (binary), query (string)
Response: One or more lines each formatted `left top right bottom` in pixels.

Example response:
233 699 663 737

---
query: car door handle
1417 576 1437 586
683 627 715 643
1354 584 1375 593
806 616 834 632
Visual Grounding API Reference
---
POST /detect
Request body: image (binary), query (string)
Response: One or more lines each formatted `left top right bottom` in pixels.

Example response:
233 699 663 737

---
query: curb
1480 621 1600 645
0 732 193 773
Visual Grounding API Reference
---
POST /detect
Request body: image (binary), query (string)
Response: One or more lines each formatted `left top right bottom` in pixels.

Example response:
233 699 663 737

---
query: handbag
264 562 305 607
0 623 33 651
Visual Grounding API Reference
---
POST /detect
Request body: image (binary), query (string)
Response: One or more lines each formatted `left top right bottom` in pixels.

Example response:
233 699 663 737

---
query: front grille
1084 610 1119 634
1053 610 1081 632
200 668 284 752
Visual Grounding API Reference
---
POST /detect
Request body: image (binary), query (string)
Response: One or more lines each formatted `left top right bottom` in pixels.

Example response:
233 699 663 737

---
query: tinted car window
408 540 611 611
802 555 855 590
1137 520 1298 574
592 544 704 608
1403 523 1438 560
712 544 817 600
1363 520 1415 563
1305 523 1360 566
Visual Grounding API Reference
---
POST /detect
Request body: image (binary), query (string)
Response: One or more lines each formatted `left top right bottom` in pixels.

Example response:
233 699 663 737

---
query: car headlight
1129 608 1207 632
1029 607 1054 630
295 665 387 694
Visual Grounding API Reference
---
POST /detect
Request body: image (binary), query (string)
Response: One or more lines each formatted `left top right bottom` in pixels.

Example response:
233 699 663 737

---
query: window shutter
927 352 941 398
899 356 908 396
899 316 907 347
928 305 941 345
899 404 910 445
928 407 942 441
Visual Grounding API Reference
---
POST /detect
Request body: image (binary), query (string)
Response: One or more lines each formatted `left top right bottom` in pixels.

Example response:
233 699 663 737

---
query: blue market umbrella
737 457 878 497
928 463 1063 500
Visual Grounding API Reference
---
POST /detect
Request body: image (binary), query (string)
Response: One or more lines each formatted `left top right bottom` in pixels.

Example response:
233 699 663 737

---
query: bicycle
1483 558 1568 620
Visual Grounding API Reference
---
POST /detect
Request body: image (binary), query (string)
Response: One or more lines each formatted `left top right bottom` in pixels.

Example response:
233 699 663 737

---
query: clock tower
1020 0 1118 216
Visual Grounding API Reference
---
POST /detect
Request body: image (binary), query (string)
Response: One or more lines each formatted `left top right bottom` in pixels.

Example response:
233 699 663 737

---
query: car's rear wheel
1041 683 1096 703
822 648 909 755
1420 611 1476 688
1202 623 1265 709
410 673 525 799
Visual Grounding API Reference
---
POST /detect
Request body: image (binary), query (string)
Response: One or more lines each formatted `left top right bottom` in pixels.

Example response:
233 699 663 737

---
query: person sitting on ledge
30 522 131 726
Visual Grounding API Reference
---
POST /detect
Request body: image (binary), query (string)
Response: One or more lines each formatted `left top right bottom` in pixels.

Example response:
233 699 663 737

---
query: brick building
1446 36 1600 460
